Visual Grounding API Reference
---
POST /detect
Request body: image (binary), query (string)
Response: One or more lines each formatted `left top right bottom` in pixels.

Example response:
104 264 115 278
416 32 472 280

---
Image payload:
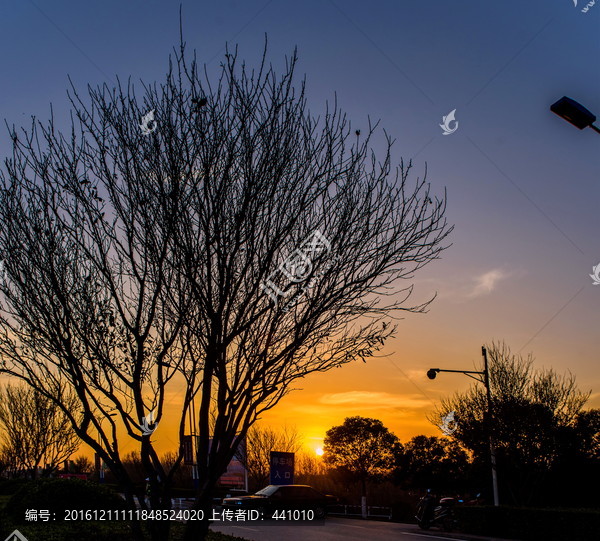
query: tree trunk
120 486 146 541
147 486 173 541
182 490 213 541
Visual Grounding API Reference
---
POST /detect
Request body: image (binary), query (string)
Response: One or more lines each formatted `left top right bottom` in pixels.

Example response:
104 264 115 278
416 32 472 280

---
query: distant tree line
2 340 595 513
318 342 599 509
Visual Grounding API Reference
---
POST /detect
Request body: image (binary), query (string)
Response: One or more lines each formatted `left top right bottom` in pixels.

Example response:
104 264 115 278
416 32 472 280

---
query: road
210 516 518 541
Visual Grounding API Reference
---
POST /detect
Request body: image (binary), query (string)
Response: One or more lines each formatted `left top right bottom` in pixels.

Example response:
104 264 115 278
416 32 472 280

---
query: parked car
222 484 337 519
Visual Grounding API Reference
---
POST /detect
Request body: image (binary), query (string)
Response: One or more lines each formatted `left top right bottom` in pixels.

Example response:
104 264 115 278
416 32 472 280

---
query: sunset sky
0 1 598 457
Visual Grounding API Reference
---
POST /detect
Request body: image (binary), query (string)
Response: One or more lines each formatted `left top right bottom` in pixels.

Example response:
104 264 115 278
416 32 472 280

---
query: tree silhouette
241 424 301 491
0 39 451 540
435 341 590 506
0 383 80 478
71 455 94 475
394 435 469 491
323 416 400 515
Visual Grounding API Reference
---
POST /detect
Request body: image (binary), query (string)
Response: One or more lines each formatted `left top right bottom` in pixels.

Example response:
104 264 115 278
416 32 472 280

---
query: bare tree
0 443 16 476
0 383 80 477
0 37 451 540
120 451 146 484
242 424 302 491
161 450 193 488
296 451 328 484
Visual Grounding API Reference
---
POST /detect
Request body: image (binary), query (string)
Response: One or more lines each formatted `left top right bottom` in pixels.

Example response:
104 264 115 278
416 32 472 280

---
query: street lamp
550 96 600 134
427 346 500 507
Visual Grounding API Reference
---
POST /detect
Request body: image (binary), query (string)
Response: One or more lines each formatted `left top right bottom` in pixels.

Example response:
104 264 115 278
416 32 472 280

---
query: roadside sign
269 451 294 485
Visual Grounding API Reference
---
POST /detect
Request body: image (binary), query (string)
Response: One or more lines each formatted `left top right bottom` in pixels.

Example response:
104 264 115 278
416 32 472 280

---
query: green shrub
5 478 127 524
455 505 600 540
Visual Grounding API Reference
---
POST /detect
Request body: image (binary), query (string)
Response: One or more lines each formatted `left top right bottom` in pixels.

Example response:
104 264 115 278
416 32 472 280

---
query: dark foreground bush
455 505 600 541
0 521 249 541
0 479 29 496
5 478 127 524
0 521 132 541
0 480 254 540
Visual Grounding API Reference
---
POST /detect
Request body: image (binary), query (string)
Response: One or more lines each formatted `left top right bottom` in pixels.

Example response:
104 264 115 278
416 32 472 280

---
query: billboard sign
218 438 247 488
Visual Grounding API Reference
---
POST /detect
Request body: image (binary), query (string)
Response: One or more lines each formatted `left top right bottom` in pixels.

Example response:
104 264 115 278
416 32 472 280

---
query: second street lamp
427 347 500 507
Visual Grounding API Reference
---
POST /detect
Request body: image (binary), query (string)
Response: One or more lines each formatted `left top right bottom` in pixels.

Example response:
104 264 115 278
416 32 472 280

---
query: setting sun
315 447 324 456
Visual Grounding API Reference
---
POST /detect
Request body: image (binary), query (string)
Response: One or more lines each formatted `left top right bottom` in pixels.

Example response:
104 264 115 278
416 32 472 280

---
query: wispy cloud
468 269 510 298
319 391 430 410
414 267 519 303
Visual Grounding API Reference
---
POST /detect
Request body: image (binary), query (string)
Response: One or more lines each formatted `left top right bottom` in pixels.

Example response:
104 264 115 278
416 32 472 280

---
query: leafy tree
71 455 94 474
0 383 80 478
394 435 469 491
323 416 400 514
0 38 451 541
571 408 600 461
435 341 590 506
546 408 600 507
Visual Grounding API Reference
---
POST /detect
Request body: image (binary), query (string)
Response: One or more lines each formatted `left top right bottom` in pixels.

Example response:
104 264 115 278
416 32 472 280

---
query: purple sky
0 0 598 447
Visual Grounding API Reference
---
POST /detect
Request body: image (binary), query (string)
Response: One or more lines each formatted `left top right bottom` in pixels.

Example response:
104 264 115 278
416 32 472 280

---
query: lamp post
427 346 500 507
550 96 600 134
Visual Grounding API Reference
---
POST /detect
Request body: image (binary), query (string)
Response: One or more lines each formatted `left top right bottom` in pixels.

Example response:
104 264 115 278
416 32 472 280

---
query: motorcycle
415 491 457 531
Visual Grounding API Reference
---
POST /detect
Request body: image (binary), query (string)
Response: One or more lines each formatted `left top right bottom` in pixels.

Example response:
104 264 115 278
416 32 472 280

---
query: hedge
455 505 600 540
0 479 29 496
5 478 127 524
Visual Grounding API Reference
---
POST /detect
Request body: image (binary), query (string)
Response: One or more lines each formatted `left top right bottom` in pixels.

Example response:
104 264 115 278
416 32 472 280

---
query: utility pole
427 345 500 506
482 346 500 506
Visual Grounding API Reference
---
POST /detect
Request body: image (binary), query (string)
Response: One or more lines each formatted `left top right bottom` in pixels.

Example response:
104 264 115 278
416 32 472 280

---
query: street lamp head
550 96 597 130
427 368 438 380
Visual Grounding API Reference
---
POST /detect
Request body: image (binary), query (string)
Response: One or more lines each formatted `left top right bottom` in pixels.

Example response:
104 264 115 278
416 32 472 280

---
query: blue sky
0 0 598 446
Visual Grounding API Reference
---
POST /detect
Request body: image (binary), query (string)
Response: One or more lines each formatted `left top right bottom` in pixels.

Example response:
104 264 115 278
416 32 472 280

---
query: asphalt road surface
210 516 518 541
